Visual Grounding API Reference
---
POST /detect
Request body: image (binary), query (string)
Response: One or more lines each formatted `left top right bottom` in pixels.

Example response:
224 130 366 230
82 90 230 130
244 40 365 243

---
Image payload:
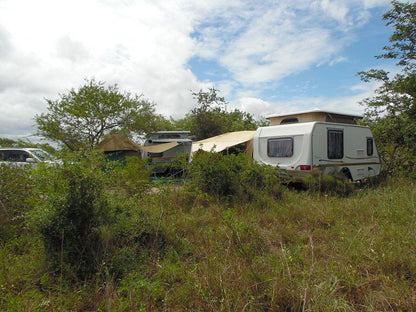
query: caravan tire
340 167 353 181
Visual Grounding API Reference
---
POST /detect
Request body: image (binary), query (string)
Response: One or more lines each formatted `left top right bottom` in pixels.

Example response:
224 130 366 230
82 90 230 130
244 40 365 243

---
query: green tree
0 138 57 156
174 88 260 140
359 1 416 176
35 79 164 151
0 138 19 147
190 87 228 139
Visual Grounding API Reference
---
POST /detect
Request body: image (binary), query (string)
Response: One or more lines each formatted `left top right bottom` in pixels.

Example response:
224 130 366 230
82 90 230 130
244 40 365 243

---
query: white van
253 121 381 182
0 148 58 168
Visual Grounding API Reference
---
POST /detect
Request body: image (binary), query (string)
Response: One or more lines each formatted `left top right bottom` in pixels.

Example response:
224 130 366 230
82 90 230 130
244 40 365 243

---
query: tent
191 131 256 155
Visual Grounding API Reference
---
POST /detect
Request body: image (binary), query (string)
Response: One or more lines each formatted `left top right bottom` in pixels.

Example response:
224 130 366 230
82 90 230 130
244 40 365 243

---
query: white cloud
363 0 392 9
222 26 336 84
54 36 91 63
318 0 349 24
0 0 392 139
233 97 275 118
193 0 387 86
235 79 383 120
0 0 206 137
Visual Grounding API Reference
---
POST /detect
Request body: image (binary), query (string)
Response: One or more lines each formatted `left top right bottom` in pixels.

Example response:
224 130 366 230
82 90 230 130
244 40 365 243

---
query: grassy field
0 162 415 311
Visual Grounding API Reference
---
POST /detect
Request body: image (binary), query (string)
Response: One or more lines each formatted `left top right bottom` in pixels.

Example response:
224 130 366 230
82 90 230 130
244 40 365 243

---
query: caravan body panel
253 122 381 181
311 123 381 181
253 123 314 180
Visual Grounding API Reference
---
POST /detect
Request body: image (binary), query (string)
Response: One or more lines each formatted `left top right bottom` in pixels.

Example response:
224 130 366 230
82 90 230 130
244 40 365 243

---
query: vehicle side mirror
25 157 36 163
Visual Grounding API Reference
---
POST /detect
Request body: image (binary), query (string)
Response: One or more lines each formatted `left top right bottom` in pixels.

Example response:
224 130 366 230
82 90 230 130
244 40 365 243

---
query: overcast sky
0 0 403 139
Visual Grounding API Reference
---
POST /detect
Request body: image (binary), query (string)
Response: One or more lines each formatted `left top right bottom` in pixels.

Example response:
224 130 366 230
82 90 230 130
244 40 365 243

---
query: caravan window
280 117 299 125
328 129 343 159
367 138 374 156
267 138 293 157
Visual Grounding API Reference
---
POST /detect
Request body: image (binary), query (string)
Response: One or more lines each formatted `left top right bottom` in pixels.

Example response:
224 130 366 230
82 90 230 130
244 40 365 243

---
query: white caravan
253 120 381 182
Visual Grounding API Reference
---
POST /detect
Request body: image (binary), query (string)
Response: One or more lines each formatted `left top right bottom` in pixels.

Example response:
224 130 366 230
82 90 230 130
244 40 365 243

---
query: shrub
29 152 175 286
0 165 33 242
105 156 151 197
188 152 284 203
100 211 174 281
30 154 109 283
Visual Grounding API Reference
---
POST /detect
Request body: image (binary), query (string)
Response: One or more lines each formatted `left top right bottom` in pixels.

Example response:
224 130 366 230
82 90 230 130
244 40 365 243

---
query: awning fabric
139 142 179 153
191 131 256 153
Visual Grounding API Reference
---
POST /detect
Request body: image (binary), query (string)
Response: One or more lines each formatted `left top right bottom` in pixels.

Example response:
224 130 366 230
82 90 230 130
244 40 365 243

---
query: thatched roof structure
96 134 141 152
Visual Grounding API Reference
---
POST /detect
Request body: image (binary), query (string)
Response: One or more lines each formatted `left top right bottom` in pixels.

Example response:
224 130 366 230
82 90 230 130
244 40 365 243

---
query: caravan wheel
340 167 353 181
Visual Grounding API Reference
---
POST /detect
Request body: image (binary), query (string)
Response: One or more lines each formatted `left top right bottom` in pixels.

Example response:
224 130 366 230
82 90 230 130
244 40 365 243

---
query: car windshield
30 149 55 161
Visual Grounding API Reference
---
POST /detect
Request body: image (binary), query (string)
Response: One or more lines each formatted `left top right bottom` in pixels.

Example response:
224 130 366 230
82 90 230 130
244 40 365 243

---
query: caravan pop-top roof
146 131 193 143
266 109 363 126
266 108 363 119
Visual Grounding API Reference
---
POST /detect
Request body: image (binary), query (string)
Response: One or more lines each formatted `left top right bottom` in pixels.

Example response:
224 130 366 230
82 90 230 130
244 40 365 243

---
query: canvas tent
191 131 256 155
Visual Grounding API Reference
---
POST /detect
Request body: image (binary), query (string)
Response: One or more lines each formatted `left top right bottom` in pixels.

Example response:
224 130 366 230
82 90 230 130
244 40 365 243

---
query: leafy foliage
188 151 284 203
1 155 416 310
359 1 416 176
105 156 152 197
0 138 57 156
32 157 109 282
378 1 416 72
0 138 24 147
35 79 165 151
173 88 261 140
0 165 33 242
26 151 172 288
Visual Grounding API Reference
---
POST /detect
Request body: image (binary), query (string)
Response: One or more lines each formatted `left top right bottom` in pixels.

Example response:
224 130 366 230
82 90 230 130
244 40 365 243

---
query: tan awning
139 142 179 153
191 131 256 153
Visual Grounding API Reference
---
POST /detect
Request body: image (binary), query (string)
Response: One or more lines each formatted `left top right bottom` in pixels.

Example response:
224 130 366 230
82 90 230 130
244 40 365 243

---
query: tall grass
0 158 415 311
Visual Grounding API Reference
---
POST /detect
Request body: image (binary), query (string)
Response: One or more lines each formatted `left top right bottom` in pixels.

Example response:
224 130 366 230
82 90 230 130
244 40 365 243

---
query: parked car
0 148 59 168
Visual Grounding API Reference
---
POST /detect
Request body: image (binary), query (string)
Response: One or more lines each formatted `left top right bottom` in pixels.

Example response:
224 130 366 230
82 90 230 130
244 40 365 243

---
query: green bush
0 165 33 242
105 156 151 197
188 152 284 203
28 152 174 286
29 154 109 283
